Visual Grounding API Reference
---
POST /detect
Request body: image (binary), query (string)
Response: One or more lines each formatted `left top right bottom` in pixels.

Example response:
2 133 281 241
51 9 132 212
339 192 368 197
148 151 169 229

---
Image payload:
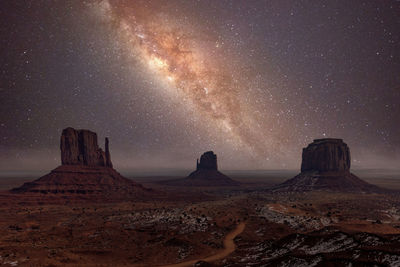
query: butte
163 151 239 186
11 127 151 200
273 138 382 193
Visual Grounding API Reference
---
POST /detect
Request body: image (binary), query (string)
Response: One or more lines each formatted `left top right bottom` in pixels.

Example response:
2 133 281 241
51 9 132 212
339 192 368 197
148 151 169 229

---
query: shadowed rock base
11 165 150 198
167 170 240 187
273 171 382 193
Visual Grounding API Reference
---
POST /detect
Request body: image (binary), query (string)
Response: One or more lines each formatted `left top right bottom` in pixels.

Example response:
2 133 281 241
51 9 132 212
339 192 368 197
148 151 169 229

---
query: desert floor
1 170 400 266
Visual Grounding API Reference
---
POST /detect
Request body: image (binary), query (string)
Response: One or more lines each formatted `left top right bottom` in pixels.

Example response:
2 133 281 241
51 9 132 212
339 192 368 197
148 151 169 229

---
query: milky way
91 0 282 159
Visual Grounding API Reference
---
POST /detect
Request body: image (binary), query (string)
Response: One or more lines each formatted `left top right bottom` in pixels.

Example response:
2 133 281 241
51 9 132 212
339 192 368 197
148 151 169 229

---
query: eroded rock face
11 127 152 198
163 151 239 186
301 138 351 173
105 137 113 168
60 127 112 167
196 151 218 171
273 138 381 193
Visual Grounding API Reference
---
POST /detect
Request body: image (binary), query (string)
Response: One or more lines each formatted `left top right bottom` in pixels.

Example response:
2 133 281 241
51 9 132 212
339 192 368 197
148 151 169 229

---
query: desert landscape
0 129 400 266
1 1 399 266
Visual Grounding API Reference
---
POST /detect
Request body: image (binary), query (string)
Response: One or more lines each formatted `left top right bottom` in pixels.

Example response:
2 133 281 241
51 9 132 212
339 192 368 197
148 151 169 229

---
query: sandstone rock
301 138 350 173
162 151 239 186
12 127 151 199
196 151 218 171
11 165 149 197
105 137 113 168
60 127 112 167
273 138 382 193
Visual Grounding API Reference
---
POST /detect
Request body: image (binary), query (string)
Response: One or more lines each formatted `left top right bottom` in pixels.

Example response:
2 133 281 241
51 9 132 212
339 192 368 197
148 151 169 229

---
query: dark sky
1 0 399 172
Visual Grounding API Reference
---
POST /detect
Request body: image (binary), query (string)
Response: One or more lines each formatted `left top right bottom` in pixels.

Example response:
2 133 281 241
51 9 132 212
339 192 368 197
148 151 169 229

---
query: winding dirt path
161 222 246 267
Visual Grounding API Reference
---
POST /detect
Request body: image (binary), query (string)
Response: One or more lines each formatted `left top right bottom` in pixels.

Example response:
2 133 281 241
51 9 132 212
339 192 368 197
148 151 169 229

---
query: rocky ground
0 176 400 266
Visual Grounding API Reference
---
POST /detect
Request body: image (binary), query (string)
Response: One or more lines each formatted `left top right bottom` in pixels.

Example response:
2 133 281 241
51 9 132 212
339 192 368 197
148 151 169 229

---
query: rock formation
300 138 350 173
12 127 150 199
105 137 113 168
274 138 381 193
196 151 218 171
60 127 112 167
162 151 239 186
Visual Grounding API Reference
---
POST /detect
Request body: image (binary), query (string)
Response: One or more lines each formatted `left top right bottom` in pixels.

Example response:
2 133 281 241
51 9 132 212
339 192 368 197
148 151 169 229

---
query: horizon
2 166 400 178
1 140 399 172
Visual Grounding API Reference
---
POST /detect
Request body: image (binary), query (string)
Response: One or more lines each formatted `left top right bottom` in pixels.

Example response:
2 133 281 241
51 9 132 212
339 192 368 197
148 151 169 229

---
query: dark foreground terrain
0 170 400 266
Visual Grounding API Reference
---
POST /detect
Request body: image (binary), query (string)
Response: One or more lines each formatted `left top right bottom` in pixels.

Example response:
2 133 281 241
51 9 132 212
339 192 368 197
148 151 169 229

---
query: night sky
1 0 399 172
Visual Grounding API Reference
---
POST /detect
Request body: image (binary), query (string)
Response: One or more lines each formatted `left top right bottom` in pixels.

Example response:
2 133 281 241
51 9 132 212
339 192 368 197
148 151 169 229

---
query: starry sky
0 0 399 172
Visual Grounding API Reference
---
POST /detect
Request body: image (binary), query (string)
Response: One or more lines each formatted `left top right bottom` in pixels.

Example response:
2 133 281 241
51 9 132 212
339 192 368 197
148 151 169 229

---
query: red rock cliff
60 127 112 167
300 138 351 173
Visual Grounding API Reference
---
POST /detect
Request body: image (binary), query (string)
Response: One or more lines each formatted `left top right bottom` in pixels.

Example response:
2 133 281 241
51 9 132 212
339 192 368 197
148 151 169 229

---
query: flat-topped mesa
301 138 350 173
60 127 112 167
11 127 153 198
273 137 382 193
196 151 218 171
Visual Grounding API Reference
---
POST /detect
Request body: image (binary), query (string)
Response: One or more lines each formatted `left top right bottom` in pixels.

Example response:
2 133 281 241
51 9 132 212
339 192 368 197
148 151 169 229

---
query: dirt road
161 222 246 267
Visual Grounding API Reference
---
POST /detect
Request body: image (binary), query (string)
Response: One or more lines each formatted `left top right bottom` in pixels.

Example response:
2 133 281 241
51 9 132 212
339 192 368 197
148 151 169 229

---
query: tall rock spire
105 137 113 168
